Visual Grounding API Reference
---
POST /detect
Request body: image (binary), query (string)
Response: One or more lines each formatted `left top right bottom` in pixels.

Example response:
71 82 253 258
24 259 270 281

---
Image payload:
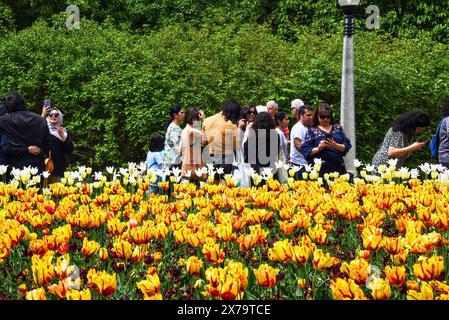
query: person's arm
388 142 426 158
293 137 302 151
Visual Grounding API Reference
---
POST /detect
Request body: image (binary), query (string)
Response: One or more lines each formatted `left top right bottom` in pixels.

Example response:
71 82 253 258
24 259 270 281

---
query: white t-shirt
290 121 308 165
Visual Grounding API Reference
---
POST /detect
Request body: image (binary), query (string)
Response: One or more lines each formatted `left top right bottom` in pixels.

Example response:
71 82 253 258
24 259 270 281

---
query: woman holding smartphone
43 106 74 182
372 111 429 169
300 103 352 177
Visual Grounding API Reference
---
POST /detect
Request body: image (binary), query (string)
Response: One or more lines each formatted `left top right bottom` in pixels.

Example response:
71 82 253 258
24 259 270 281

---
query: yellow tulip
25 288 47 300
254 264 278 288
384 265 406 287
407 282 434 300
202 239 225 264
112 239 133 260
297 278 307 289
370 278 392 300
66 289 92 300
308 224 328 245
413 256 444 281
361 226 384 252
340 258 370 285
268 239 293 263
330 278 367 300
313 249 339 272
137 273 161 297
81 238 100 257
186 256 203 276
86 269 117 297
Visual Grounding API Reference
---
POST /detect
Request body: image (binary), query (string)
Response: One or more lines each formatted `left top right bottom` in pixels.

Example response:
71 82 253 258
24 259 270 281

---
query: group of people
145 99 354 185
1 91 447 187
147 98 449 186
0 93 74 182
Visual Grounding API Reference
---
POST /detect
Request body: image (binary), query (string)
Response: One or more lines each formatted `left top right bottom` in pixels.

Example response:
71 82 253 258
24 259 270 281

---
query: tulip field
1 161 449 300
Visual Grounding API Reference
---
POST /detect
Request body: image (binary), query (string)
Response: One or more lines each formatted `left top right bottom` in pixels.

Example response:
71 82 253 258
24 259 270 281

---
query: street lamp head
338 0 360 7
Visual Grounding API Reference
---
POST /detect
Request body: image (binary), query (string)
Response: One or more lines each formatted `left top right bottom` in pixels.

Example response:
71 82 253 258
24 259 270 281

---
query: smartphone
324 133 333 141
44 99 52 109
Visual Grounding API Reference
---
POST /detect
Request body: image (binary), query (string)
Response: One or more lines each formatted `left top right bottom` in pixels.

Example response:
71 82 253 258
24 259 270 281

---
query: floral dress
372 128 414 168
163 122 182 169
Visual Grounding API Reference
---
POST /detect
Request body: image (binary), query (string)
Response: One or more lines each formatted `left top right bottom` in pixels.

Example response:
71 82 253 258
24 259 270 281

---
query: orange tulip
330 278 367 300
130 226 153 244
238 234 259 251
413 256 444 281
406 280 421 291
313 249 339 272
186 256 203 276
25 288 47 300
47 281 69 299
384 266 406 287
86 269 117 297
254 264 278 288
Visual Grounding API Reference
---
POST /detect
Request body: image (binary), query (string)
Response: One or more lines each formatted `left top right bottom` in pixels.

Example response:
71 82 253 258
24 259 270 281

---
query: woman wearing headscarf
45 108 74 181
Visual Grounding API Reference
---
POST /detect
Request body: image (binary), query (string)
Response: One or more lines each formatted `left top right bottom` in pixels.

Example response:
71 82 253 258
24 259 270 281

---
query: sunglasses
319 115 331 120
247 111 257 115
49 113 59 118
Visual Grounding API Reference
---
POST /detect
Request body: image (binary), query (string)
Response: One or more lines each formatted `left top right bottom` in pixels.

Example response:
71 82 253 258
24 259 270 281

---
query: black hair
240 104 257 120
312 103 333 127
185 107 200 125
392 111 430 135
164 104 182 131
149 133 165 152
275 111 288 126
299 104 313 117
252 112 276 131
221 100 241 124
441 100 449 118
5 93 25 112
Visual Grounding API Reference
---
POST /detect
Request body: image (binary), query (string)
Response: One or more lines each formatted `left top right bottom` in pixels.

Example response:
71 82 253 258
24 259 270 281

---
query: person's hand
28 146 41 155
317 140 327 151
238 119 246 129
41 106 51 118
323 138 338 150
56 125 66 141
411 141 427 151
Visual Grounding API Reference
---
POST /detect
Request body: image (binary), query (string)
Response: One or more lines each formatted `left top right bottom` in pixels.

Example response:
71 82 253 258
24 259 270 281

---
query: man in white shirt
290 104 313 168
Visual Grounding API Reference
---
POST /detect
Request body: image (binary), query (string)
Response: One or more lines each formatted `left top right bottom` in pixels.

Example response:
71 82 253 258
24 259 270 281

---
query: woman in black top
45 109 74 180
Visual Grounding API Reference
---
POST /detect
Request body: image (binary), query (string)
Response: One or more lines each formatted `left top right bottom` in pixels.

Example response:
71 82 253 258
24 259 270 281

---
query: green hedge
0 17 448 169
